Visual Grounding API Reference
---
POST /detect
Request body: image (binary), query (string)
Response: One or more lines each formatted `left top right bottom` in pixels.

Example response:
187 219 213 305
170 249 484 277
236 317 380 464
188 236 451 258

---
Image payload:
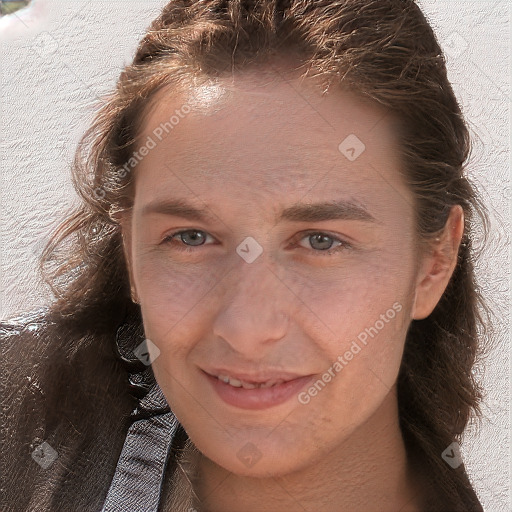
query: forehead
134 69 408 213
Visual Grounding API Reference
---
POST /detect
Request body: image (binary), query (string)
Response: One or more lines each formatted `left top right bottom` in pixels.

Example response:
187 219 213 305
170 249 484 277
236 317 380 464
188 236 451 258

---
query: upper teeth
217 374 285 389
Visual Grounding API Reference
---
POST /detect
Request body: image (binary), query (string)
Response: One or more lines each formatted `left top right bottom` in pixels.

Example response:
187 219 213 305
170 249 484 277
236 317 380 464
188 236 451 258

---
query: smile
202 370 315 410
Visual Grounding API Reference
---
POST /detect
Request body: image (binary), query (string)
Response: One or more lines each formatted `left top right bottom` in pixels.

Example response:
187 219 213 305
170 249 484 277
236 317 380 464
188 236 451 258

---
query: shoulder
0 306 53 342
1 306 87 406
1 306 137 511
1 306 55 402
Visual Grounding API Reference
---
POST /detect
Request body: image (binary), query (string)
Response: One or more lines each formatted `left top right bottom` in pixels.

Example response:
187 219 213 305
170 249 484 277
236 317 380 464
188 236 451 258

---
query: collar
101 310 183 512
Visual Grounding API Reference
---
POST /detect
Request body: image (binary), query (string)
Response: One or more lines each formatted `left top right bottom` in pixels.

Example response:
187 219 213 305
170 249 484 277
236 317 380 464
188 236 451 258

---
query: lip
202 370 315 410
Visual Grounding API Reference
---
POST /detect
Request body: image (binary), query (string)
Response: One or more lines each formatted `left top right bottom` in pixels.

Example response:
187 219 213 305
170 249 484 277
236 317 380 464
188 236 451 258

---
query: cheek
288 256 414 398
284 253 414 338
133 255 229 382
135 253 226 321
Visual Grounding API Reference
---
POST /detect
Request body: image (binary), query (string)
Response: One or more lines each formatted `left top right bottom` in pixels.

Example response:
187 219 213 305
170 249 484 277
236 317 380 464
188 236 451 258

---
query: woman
1 1 491 510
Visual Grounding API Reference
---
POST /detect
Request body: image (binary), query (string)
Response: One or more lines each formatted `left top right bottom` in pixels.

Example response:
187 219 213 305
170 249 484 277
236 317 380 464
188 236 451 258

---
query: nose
212 253 290 359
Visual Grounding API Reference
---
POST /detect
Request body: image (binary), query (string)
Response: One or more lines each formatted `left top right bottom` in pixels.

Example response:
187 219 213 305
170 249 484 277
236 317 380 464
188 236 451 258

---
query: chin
192 430 315 478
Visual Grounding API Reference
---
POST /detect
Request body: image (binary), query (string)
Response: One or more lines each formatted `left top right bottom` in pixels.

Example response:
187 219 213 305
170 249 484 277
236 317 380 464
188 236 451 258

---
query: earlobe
411 205 464 320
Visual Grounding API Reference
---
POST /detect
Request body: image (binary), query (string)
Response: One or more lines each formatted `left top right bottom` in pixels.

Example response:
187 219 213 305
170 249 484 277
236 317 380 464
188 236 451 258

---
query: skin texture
120 64 464 512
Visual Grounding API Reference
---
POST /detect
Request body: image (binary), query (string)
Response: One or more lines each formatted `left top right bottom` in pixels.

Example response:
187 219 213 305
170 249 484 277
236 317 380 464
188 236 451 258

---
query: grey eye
307 233 337 251
179 230 207 246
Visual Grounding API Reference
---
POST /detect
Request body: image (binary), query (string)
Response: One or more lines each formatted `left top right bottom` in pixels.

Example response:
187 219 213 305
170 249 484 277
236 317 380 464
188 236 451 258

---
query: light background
0 1 510 510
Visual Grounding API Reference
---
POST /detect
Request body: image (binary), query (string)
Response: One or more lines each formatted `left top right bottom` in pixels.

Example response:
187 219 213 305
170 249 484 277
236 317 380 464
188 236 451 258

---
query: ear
116 211 139 303
411 205 464 320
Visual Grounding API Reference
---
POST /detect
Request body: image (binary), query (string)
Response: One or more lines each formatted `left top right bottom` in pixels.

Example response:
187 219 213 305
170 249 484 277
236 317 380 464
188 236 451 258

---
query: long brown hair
38 1 492 509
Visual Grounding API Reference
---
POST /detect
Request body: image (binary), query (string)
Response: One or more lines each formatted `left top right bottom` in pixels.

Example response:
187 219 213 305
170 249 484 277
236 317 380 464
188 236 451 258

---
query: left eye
162 229 351 256
293 231 352 256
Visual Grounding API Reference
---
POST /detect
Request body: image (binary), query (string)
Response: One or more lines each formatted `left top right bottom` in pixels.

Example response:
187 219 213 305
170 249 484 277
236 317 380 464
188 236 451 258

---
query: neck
188 388 424 512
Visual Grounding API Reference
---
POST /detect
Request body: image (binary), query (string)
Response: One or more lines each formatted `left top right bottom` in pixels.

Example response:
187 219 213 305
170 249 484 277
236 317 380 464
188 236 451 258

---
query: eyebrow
140 198 378 224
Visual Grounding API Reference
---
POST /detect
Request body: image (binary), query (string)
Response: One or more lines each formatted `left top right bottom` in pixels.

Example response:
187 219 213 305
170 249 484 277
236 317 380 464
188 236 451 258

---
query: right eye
161 229 216 252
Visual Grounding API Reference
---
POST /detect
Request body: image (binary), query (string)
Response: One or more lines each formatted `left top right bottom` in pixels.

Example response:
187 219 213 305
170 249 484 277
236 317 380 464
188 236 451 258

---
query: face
120 65 456 479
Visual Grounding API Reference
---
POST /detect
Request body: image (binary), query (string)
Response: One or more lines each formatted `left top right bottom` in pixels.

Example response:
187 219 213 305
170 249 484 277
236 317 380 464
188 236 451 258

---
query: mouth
203 369 307 389
201 369 315 410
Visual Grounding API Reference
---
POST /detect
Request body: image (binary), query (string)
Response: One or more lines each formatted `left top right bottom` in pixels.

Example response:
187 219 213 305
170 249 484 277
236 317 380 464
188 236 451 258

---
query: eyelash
161 229 352 256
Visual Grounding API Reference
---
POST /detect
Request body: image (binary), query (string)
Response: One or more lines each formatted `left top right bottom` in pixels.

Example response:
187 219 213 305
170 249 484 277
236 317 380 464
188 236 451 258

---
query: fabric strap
101 381 181 512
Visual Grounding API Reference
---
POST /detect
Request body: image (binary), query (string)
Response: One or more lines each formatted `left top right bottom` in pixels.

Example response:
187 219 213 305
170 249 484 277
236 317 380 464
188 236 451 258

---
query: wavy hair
38 1 492 509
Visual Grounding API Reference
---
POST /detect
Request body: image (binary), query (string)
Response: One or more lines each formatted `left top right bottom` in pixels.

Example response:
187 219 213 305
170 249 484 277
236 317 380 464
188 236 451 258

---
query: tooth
228 377 243 387
216 373 288 389
260 379 280 388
